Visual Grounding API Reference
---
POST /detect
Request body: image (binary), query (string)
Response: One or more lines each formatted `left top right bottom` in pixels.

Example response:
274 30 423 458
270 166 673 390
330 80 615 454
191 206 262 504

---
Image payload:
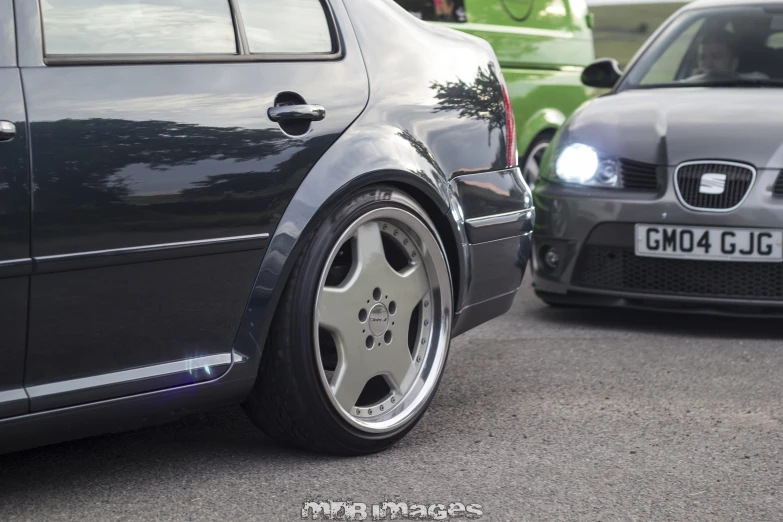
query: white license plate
635 224 783 262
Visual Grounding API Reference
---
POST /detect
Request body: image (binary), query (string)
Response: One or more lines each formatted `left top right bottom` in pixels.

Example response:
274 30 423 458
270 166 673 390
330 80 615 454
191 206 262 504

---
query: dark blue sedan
0 0 534 455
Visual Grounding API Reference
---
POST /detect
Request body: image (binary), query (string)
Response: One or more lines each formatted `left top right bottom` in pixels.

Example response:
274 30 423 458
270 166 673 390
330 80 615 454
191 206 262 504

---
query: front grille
620 158 658 191
774 171 783 196
573 246 783 300
675 162 754 211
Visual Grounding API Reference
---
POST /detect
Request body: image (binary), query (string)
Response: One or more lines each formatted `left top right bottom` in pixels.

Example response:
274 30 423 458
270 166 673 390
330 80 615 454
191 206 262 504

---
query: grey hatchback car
532 0 783 315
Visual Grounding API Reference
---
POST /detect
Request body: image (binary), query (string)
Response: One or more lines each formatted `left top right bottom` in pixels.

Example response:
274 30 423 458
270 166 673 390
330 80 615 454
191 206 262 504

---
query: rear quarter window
40 0 237 55
236 0 334 53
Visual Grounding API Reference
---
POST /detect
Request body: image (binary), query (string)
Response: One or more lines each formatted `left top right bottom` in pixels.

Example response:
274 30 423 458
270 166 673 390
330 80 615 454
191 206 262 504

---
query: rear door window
40 0 237 55
236 0 334 54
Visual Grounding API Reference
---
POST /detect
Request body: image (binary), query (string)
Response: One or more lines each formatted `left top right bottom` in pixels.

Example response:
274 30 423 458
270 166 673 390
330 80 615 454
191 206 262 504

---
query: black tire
242 185 452 455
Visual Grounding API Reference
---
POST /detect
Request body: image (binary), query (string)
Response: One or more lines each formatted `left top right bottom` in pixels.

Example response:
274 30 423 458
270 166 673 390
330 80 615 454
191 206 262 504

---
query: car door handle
0 121 16 142
267 104 326 123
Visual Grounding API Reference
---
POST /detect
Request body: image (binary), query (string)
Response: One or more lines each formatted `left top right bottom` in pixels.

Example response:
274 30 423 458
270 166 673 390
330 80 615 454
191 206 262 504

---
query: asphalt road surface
1 281 782 521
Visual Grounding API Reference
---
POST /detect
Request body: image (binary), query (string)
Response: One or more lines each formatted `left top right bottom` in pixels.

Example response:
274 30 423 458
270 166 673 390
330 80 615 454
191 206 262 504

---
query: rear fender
231 124 467 377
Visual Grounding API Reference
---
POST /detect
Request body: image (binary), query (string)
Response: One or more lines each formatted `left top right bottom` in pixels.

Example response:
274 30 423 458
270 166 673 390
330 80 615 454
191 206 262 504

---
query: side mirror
581 58 623 89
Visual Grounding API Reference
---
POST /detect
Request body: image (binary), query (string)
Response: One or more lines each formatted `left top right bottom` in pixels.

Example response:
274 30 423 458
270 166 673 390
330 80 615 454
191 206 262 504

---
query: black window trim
39 0 343 66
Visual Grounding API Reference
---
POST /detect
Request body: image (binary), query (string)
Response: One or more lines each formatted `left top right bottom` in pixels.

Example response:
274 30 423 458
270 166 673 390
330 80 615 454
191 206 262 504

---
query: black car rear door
15 0 368 411
0 0 31 419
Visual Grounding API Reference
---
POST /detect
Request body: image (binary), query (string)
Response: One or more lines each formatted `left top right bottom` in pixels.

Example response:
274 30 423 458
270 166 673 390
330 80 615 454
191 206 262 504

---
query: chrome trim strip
673 160 757 214
0 258 32 267
464 209 535 243
465 209 533 228
0 389 28 404
231 350 249 363
34 233 270 262
26 353 233 399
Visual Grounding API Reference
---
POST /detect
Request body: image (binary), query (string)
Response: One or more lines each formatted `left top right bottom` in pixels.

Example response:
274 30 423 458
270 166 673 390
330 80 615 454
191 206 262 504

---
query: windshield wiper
732 78 783 87
693 78 783 87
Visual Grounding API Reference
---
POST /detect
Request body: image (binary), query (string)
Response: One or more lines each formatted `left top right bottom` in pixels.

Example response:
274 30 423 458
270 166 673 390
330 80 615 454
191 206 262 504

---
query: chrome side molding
27 353 234 411
35 233 271 262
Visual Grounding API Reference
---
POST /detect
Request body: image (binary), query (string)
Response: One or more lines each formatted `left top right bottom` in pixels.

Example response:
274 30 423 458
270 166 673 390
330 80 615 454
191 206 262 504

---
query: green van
392 0 597 184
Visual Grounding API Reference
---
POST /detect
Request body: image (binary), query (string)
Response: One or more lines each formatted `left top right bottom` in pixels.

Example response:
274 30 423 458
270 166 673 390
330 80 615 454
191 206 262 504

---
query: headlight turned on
555 143 620 188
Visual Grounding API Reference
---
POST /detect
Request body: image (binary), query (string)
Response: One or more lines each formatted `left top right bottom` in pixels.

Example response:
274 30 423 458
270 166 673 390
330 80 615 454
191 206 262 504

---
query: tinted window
639 19 704 85
237 0 333 54
393 0 466 23
767 32 783 49
623 6 783 88
41 0 237 55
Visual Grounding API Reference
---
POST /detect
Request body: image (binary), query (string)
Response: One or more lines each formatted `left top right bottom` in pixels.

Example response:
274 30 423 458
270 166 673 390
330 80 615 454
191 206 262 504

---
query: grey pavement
1 281 782 521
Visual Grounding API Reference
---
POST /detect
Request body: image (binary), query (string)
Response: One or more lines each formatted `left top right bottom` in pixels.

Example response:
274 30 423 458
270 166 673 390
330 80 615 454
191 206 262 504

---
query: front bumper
531 174 783 316
448 167 535 336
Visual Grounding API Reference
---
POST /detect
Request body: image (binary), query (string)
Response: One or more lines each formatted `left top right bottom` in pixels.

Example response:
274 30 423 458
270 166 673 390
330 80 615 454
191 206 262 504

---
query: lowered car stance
532 0 783 316
0 0 533 455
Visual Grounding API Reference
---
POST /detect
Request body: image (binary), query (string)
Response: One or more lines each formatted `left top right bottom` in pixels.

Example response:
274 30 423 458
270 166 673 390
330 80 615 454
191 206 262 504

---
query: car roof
685 0 783 9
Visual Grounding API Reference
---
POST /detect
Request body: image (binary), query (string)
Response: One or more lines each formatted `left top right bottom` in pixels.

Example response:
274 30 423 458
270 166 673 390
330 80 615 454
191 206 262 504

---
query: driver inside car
686 29 769 81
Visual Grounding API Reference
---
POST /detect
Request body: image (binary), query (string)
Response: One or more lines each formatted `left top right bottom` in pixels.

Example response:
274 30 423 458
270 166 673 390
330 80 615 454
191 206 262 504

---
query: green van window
501 0 534 22
393 0 466 23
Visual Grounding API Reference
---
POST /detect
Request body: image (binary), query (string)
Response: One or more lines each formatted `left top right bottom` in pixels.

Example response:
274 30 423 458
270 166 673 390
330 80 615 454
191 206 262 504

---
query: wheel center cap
368 303 390 337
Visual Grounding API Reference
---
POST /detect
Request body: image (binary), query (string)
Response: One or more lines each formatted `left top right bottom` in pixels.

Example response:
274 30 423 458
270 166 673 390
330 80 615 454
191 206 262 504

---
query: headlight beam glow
555 143 599 184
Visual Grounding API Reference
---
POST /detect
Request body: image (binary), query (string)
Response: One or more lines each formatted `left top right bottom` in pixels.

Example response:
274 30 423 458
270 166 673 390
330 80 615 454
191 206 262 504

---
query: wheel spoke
317 286 354 334
394 262 429 311
331 361 369 412
377 340 414 393
354 221 388 273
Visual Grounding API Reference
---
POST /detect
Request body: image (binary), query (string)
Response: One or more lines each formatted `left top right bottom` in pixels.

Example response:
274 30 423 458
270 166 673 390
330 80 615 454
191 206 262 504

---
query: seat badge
699 173 727 195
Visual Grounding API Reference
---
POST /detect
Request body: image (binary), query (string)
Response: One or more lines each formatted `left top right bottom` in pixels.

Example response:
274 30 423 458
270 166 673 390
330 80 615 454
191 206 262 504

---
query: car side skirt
0 352 257 455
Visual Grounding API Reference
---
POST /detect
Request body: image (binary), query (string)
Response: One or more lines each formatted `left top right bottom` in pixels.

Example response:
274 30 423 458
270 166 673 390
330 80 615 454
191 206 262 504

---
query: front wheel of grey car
243 185 453 455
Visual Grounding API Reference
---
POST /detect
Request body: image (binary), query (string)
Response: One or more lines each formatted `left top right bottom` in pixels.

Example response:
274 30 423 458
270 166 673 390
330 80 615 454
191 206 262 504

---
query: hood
563 87 783 170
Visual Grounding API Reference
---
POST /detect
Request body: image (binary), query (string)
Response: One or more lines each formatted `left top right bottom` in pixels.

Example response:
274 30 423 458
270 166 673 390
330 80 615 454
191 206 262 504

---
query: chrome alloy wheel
314 207 452 434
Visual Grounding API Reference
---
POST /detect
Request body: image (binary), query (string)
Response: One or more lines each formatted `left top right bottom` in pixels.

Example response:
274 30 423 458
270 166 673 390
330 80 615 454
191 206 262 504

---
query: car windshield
620 4 783 90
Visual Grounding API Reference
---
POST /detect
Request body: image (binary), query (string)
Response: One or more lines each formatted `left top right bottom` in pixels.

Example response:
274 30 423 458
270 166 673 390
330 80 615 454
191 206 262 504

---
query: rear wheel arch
316 174 462 314
238 170 462 370
383 180 463 315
